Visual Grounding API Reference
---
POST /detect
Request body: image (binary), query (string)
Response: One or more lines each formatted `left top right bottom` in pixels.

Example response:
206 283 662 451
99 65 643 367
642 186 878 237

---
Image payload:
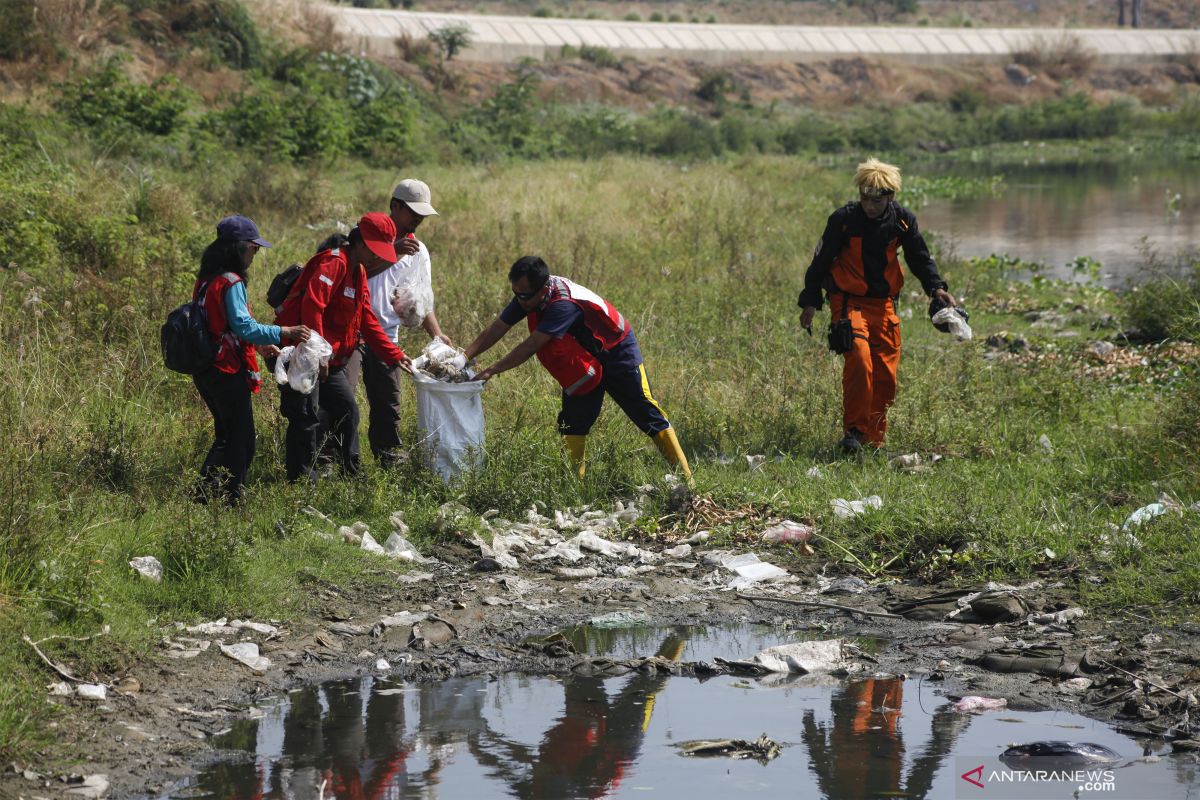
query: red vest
195 272 261 392
527 277 627 397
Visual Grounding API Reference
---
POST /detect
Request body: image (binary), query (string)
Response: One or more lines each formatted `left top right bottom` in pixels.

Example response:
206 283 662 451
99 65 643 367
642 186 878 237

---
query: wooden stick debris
1096 658 1188 702
737 592 903 619
21 628 109 683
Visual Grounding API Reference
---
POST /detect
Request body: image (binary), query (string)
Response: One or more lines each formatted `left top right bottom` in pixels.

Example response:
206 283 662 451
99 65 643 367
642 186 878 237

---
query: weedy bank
1 132 1199 760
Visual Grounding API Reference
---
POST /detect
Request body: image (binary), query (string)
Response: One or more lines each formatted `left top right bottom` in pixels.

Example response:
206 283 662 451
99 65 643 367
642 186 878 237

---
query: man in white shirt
345 178 449 468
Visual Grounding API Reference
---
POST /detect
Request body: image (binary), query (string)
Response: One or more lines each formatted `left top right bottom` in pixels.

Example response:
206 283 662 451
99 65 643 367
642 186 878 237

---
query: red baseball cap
357 212 398 263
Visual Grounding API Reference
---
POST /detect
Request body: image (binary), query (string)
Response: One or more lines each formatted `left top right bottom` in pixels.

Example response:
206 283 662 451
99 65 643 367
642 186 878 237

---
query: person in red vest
464 255 691 483
798 158 958 453
192 215 310 504
273 213 412 481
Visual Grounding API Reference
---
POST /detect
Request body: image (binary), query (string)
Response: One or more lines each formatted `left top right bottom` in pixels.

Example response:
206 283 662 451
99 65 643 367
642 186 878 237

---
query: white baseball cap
391 178 438 216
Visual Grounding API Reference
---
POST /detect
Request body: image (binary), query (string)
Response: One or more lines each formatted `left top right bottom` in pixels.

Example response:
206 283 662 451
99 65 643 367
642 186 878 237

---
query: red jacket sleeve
299 251 344 339
358 274 406 365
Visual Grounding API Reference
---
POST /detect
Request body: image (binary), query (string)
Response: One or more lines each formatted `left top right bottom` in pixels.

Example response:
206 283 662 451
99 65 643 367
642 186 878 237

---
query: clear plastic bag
931 307 974 341
273 332 333 394
409 341 484 481
390 266 433 329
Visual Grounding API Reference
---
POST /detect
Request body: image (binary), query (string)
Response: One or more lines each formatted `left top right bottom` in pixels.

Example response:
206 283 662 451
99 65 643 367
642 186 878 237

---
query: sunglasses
513 284 545 301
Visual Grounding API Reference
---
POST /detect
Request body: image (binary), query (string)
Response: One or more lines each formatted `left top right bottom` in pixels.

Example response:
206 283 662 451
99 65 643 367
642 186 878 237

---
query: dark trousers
193 368 255 504
343 344 406 467
280 366 360 481
557 361 671 437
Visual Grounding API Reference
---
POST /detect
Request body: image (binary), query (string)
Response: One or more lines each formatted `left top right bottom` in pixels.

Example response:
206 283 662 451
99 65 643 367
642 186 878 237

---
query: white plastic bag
273 333 333 395
931 307 974 341
390 267 433 329
410 355 485 481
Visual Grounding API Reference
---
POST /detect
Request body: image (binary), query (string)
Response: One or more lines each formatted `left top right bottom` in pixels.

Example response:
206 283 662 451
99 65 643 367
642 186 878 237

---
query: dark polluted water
168 625 1198 799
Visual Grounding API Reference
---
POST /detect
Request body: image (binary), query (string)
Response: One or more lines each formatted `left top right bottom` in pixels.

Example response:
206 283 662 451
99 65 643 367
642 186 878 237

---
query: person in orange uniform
798 158 958 453
273 213 413 481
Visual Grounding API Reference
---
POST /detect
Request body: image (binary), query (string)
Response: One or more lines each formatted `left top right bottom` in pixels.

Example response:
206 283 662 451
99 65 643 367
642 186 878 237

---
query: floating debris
677 733 781 763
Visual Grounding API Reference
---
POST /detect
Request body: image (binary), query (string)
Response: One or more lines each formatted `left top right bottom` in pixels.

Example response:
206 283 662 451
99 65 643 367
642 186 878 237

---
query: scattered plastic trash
664 543 693 559
686 531 711 545
931 306 973 341
590 610 652 628
374 658 391 671
554 567 600 580
745 454 766 470
219 642 271 674
1032 607 1085 625
761 521 814 544
823 576 868 595
750 640 845 674
383 532 424 562
184 619 277 636
1038 434 1054 453
889 453 921 470
273 333 332 395
76 683 107 701
1058 678 1094 695
677 733 781 763
48 681 73 696
129 556 163 583
1088 340 1116 359
1122 503 1169 531
953 695 1007 713
805 466 823 479
831 495 883 518
64 775 109 799
390 263 434 329
360 531 386 555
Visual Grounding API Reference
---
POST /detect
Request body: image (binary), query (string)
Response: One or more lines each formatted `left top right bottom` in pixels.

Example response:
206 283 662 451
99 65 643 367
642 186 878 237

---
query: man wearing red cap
274 213 413 481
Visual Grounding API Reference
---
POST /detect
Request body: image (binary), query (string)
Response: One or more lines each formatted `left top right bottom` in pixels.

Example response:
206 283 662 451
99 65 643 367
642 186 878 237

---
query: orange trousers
832 295 901 445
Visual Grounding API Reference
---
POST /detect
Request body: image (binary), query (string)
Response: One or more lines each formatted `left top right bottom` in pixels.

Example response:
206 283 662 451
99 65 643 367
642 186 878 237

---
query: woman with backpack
193 215 311 504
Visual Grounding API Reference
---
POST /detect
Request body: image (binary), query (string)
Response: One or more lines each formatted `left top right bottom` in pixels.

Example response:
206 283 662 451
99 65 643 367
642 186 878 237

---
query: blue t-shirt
501 297 643 372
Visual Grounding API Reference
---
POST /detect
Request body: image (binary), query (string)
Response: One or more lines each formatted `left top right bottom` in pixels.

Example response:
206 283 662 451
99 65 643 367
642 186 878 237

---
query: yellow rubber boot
653 428 694 487
562 435 587 479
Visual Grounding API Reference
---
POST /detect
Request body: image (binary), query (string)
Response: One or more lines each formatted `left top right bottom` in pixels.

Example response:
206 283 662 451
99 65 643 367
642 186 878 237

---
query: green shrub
1121 263 1200 342
54 62 191 137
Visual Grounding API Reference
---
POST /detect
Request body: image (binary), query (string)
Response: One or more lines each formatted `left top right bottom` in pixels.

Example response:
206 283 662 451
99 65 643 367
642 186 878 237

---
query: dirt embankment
6 497 1200 798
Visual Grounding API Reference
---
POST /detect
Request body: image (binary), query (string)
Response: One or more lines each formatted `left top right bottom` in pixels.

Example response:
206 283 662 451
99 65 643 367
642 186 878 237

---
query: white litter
219 642 271 674
751 640 845 674
1038 434 1054 453
953 696 1008 713
831 495 883 519
761 521 814 543
378 611 429 628
1122 503 1169 530
48 681 73 696
686 531 711 545
360 531 387 555
931 307 973 340
806 466 824 479
375 658 391 671
129 556 163 583
383 532 424 562
76 684 107 701
65 774 109 799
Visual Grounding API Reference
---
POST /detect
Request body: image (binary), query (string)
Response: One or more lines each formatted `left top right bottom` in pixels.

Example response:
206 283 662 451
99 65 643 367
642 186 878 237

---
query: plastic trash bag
390 265 433 329
931 307 973 341
273 332 332 395
410 346 484 481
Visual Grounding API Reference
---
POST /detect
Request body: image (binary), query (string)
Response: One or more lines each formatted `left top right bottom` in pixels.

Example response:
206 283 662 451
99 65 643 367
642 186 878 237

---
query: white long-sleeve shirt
367 240 433 341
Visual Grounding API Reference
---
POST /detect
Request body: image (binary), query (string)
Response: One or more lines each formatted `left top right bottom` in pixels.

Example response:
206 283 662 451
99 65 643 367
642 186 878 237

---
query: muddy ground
6 497 1200 798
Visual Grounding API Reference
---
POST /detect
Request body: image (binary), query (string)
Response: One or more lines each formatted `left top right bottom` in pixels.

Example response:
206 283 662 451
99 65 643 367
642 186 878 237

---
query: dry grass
1012 33 1097 81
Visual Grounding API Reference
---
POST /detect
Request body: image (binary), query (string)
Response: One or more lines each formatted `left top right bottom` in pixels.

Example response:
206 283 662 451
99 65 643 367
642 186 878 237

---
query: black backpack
266 262 303 314
266 234 352 313
161 283 215 375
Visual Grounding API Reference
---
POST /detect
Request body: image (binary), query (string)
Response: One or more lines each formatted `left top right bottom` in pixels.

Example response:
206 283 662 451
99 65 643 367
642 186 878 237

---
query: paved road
325 6 1200 65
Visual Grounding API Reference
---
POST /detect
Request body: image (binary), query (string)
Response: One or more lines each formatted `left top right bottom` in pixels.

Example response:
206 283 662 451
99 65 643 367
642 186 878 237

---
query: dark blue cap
216 215 272 248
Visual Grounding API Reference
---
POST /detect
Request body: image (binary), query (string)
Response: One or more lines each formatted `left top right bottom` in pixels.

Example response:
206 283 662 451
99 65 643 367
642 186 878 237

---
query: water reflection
919 157 1200 285
176 625 1193 799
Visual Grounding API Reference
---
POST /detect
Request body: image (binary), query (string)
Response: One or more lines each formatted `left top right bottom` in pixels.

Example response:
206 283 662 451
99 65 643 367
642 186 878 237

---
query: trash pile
413 340 475 383
274 333 333 395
